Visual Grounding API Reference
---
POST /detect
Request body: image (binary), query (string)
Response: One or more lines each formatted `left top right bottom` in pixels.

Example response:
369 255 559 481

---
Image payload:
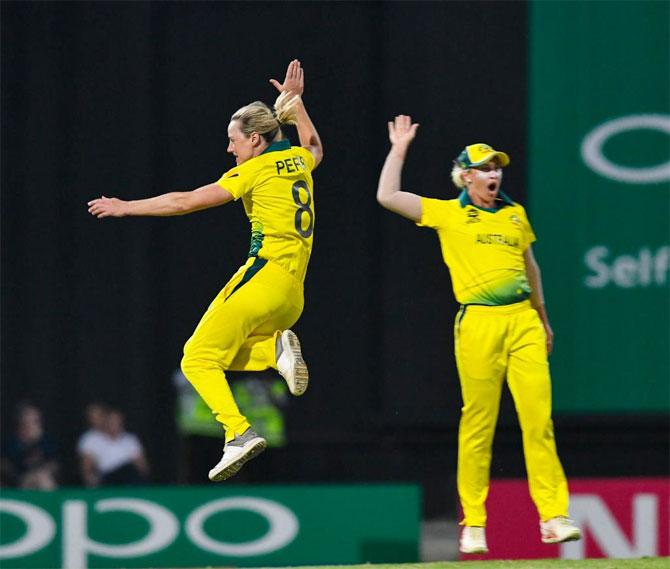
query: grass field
244 560 669 569
119 557 670 569
147 560 670 569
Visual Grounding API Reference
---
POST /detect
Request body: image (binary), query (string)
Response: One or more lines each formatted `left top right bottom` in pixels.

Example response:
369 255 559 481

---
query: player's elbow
174 193 197 215
376 191 393 210
314 148 324 168
308 144 323 168
526 257 541 278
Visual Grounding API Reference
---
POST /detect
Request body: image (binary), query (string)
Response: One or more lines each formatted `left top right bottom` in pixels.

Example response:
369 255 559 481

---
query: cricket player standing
376 115 581 554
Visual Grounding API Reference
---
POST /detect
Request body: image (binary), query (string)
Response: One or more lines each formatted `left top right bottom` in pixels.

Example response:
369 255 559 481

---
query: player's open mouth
487 182 497 192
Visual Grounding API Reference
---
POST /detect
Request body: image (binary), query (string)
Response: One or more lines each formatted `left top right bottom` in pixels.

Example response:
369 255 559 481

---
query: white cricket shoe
276 329 309 396
540 516 581 544
208 429 267 482
460 526 489 554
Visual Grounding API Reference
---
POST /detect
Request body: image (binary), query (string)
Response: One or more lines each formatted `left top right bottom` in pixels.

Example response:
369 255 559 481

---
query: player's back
219 140 316 283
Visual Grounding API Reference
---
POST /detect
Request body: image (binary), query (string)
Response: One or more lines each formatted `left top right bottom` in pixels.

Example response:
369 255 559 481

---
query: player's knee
180 345 200 378
521 416 553 441
181 346 226 380
461 403 497 427
180 353 190 371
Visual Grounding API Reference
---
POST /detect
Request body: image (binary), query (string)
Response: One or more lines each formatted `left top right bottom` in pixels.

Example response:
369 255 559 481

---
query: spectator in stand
1 401 59 489
76 402 109 485
78 408 150 486
78 402 108 445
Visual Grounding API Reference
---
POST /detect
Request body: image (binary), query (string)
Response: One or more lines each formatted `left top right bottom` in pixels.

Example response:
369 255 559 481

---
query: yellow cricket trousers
181 257 303 442
454 300 570 526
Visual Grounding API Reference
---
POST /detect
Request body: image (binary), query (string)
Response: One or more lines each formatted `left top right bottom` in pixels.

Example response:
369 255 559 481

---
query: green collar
458 189 514 213
261 139 291 154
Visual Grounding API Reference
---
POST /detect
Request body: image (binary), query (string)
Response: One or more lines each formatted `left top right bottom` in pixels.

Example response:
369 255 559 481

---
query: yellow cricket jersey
216 140 316 283
418 190 536 306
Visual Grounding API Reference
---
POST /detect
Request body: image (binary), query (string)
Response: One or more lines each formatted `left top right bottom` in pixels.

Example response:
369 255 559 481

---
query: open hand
388 115 419 148
270 59 304 96
87 196 127 218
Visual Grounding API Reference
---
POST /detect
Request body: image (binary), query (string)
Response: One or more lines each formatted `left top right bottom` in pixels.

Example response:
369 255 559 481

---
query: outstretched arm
376 115 422 222
524 245 554 355
87 183 233 219
270 59 323 168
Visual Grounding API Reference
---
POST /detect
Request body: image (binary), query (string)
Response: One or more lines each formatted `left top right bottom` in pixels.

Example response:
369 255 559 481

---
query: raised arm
87 182 233 219
270 59 323 168
524 245 554 355
376 115 423 222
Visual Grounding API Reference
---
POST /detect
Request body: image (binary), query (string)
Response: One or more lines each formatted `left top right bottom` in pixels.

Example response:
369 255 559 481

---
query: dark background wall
2 1 666 518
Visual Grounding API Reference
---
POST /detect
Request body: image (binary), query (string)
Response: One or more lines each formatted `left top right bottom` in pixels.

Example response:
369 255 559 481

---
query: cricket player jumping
88 60 323 482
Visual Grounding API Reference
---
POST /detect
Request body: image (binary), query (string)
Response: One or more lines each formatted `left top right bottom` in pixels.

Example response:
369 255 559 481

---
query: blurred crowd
1 371 288 489
0 369 289 490
1 401 149 490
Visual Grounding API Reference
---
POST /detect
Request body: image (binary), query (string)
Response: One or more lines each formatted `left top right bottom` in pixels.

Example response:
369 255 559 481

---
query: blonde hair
231 91 301 143
451 164 467 189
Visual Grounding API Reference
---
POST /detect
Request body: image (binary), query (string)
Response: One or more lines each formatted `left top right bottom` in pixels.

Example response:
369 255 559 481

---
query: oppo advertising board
0 485 420 569
528 1 670 412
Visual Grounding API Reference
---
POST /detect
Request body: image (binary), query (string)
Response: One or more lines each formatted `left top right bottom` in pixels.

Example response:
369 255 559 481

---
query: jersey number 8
292 181 314 238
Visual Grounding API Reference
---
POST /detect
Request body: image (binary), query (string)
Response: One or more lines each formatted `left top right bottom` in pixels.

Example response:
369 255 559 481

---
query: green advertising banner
0 485 420 569
528 1 670 413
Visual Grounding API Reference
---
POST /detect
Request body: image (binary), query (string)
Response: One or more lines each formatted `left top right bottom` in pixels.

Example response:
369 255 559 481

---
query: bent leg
182 259 304 442
181 293 268 440
228 333 280 372
228 285 303 372
181 262 296 442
